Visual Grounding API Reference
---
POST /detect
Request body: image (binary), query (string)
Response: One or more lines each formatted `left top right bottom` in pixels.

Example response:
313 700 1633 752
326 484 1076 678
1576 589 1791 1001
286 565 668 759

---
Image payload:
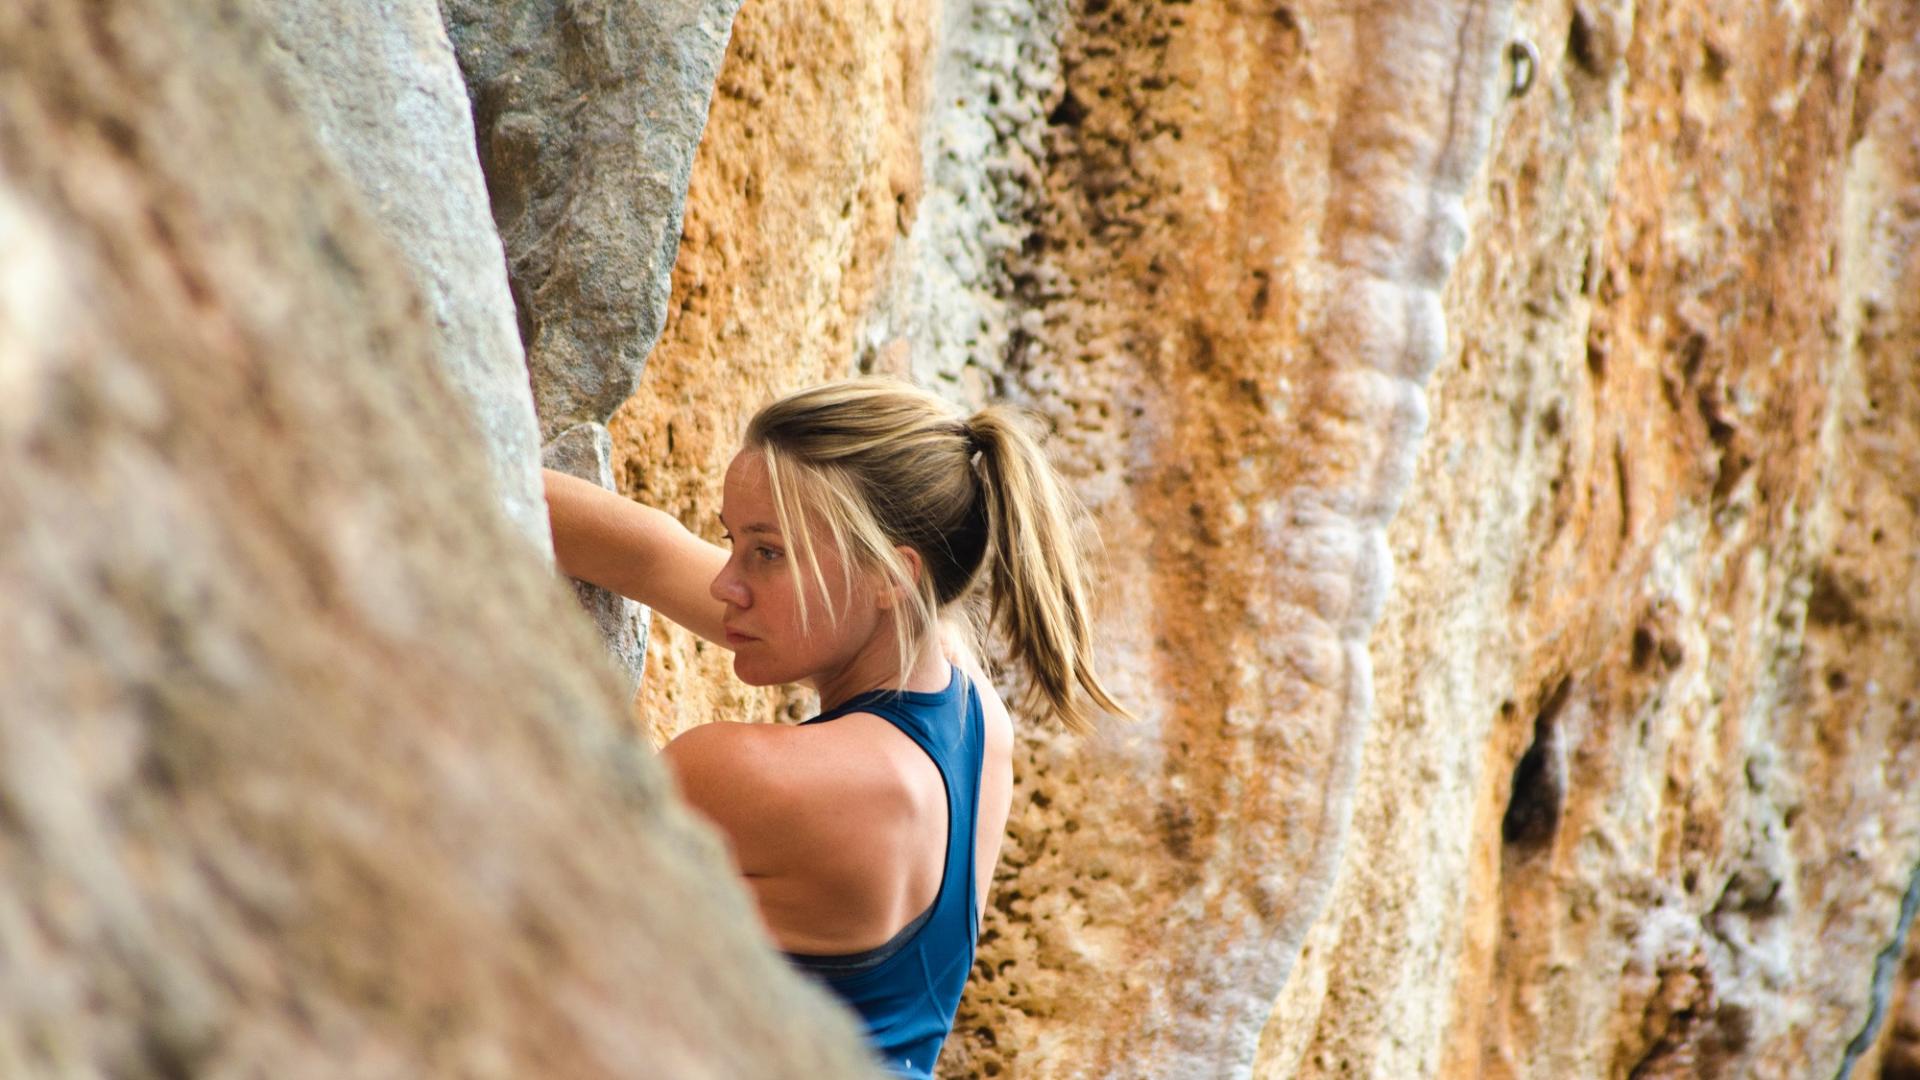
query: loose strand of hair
760 445 829 634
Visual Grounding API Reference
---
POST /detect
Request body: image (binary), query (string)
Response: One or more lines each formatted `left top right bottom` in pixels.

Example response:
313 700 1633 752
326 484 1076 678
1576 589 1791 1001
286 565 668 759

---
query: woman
542 376 1126 1078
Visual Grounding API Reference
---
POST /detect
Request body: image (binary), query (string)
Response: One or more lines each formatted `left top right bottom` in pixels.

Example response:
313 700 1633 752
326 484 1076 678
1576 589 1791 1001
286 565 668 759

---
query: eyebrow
716 513 780 536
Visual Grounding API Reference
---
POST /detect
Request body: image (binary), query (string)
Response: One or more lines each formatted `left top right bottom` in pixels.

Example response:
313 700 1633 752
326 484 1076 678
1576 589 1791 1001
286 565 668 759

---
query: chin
730 654 784 688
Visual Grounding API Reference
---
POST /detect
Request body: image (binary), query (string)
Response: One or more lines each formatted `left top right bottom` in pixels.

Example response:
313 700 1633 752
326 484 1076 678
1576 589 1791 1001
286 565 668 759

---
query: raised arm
541 467 730 646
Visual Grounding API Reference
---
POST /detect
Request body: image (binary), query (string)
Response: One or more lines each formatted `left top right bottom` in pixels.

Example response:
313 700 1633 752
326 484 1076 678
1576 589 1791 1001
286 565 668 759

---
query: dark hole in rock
1502 677 1572 851
1048 89 1089 128
1567 8 1601 74
1632 626 1655 671
1808 567 1865 626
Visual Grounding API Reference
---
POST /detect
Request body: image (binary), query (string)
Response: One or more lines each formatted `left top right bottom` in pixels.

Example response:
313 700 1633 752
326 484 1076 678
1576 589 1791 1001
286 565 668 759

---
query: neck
811 624 951 712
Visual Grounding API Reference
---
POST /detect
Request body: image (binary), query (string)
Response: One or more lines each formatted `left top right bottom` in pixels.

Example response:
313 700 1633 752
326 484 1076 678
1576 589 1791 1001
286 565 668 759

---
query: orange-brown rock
1264 1 1920 1077
619 0 1919 1077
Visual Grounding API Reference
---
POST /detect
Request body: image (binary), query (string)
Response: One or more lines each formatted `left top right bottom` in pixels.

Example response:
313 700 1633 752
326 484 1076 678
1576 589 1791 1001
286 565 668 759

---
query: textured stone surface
863 0 1068 393
442 0 743 442
616 0 1920 1076
1262 1 1920 1077
944 2 1512 1073
256 0 547 553
543 422 651 692
17 0 1916 1075
0 2 883 1075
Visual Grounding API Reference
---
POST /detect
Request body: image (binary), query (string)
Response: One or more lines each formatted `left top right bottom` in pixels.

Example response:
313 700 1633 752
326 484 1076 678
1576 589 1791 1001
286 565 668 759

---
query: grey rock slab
257 0 550 556
442 0 744 440
544 422 651 692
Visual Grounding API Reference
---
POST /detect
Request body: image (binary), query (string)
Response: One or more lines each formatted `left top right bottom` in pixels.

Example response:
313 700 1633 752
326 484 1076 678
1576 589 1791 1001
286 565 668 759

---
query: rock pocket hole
1566 8 1603 75
1502 676 1572 852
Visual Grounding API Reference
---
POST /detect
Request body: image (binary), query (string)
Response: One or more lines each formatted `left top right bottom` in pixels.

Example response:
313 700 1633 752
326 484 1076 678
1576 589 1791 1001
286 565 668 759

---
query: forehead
721 450 778 529
723 450 770 502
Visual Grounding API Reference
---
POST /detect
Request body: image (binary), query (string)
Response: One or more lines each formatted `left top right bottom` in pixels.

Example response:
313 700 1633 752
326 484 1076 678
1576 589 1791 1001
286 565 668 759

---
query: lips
723 627 757 645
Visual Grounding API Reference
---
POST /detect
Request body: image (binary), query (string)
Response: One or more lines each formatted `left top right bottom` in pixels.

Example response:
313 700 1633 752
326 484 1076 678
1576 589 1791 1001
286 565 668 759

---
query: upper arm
541 468 730 645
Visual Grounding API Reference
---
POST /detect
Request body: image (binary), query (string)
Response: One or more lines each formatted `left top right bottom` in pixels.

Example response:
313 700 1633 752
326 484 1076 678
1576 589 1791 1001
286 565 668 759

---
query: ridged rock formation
1262 2 1920 1076
626 0 1919 1077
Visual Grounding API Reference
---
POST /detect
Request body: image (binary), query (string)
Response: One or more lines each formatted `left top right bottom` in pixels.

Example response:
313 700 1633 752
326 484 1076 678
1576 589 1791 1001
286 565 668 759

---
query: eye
755 546 784 563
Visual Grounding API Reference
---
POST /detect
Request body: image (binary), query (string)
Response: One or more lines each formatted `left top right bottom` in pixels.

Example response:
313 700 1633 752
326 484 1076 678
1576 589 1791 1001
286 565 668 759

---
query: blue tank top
781 663 983 1080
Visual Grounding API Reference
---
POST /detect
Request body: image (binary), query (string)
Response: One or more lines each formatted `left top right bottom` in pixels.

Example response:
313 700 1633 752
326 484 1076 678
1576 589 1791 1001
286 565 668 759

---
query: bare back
747 648 1014 956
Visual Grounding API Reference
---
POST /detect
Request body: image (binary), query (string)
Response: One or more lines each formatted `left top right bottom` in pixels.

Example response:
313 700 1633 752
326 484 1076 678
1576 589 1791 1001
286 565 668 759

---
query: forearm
543 467 639 584
541 468 730 644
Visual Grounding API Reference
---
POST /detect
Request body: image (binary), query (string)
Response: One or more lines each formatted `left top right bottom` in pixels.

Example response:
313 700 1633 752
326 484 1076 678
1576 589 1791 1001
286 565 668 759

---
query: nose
709 557 749 610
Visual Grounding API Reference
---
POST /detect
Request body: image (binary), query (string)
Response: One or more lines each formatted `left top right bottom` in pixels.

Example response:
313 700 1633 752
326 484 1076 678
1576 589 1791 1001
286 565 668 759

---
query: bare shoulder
662 719 904 806
660 718 918 876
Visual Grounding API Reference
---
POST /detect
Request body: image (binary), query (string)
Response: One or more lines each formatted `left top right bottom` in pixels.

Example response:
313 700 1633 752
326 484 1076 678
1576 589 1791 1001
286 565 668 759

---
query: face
711 450 892 691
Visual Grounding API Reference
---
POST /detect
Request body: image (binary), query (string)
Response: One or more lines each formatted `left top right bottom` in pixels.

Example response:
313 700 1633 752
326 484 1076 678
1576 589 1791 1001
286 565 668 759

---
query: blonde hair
744 376 1128 734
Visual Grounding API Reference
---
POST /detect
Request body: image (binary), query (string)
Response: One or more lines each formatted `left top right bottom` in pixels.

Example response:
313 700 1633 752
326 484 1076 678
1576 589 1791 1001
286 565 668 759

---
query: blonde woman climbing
541 376 1127 1078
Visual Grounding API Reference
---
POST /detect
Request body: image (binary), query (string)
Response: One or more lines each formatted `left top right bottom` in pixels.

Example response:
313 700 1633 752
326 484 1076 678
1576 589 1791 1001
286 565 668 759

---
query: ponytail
967 407 1130 735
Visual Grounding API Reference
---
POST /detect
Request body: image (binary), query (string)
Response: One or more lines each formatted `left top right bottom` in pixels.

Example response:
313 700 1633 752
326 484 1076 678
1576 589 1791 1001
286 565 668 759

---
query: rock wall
257 0 549 555
1261 1 1920 1077
623 0 1920 1077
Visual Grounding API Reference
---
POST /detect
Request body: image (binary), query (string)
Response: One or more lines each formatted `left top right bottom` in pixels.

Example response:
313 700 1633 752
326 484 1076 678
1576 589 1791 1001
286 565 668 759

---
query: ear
875 544 923 610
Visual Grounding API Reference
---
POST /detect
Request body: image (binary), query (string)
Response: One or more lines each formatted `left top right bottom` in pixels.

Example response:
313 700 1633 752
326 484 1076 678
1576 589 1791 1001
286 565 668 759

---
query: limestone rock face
9 0 1917 1076
0 2 880 1076
948 2 1512 1073
1262 2 1920 1077
619 0 1920 1077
